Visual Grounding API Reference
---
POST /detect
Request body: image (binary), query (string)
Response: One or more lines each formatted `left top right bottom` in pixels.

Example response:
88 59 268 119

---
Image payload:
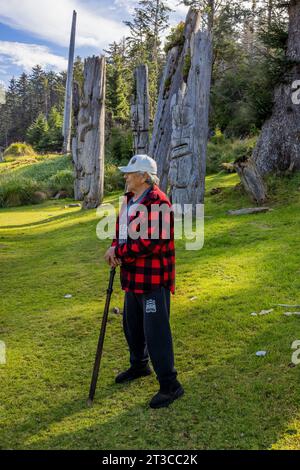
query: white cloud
113 0 136 15
0 0 188 55
0 0 129 50
0 41 67 72
113 0 188 25
168 0 189 16
0 0 189 85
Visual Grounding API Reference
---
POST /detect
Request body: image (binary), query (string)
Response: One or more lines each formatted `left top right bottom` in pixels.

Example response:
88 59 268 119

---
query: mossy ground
1 171 300 450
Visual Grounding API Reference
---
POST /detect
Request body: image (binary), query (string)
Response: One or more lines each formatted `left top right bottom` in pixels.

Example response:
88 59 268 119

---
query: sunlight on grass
1 172 300 450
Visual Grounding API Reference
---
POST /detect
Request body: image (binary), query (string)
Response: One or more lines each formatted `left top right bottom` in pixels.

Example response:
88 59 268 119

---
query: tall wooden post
131 65 150 155
169 26 213 211
63 10 77 154
149 8 202 192
72 56 106 209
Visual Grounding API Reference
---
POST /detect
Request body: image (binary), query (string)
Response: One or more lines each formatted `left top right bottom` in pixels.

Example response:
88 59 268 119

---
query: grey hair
138 171 160 187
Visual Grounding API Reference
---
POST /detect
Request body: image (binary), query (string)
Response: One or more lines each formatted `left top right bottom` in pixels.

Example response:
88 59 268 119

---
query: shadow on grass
1 277 300 450
1 183 300 449
6 322 300 450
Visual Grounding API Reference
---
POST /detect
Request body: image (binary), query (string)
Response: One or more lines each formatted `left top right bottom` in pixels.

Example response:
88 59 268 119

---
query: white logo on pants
146 299 156 313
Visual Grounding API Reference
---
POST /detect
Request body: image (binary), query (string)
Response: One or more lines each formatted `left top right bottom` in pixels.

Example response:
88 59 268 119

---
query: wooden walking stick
87 267 116 405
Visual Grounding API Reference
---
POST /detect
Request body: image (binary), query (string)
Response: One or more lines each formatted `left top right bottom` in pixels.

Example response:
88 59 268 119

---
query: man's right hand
104 246 121 268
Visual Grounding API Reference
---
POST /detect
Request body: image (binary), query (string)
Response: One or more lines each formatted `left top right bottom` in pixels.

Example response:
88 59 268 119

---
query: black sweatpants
122 286 177 386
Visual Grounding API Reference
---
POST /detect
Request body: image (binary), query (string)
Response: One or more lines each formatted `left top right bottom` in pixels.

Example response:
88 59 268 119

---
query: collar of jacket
124 185 166 205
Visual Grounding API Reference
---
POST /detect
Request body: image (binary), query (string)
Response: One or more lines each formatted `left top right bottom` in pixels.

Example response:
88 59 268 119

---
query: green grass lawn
1 172 300 450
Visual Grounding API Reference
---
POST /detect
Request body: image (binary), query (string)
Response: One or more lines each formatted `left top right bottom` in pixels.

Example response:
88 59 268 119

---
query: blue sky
0 0 188 88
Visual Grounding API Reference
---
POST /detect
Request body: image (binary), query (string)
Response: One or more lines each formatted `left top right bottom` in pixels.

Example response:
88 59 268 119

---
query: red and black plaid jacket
111 185 175 294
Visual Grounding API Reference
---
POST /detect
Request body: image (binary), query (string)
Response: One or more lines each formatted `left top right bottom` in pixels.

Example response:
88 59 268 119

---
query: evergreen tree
43 106 64 151
26 113 49 151
73 55 84 89
0 66 67 148
15 73 32 140
5 78 19 143
105 40 131 125
124 0 172 119
29 65 48 119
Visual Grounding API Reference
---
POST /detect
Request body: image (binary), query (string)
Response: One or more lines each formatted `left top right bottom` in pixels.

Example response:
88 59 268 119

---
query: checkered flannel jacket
111 185 175 294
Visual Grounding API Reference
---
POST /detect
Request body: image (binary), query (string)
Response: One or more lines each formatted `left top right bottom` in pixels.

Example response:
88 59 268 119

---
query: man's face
124 172 146 193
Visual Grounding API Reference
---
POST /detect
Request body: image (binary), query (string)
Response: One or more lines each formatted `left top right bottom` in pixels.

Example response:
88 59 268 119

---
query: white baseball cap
118 154 157 175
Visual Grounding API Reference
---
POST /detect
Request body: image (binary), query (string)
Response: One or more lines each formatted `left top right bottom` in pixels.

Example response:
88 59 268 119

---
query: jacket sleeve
115 202 172 260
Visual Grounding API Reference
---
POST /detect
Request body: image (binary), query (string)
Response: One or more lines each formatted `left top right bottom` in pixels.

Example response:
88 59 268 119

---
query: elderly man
104 154 184 409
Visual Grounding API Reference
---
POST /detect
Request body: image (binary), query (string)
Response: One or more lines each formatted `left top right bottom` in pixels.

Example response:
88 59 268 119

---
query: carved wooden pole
169 27 213 212
131 65 150 154
72 56 106 209
149 8 202 192
236 0 300 203
63 10 77 154
71 79 80 178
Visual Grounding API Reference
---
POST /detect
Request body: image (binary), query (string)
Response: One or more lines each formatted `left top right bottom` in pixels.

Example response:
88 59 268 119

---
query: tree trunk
131 65 150 155
149 7 202 192
238 0 300 202
169 26 213 211
72 56 106 209
234 158 268 204
62 10 77 154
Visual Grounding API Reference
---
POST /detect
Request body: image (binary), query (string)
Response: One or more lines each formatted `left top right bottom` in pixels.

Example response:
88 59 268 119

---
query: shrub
0 154 75 207
232 137 257 162
183 50 191 83
4 142 36 158
210 126 226 145
49 169 74 197
104 163 124 193
0 175 44 207
19 154 72 182
206 137 258 174
164 22 185 53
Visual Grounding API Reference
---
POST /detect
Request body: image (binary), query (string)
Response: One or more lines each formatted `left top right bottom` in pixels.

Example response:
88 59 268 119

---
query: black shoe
115 365 152 384
149 379 184 409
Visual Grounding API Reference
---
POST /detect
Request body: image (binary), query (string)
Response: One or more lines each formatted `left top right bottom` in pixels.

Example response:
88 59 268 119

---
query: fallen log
227 207 271 216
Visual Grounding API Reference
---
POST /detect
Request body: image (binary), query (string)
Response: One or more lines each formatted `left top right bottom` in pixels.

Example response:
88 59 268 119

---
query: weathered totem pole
72 56 106 209
169 24 213 211
62 10 77 154
131 64 150 155
149 8 202 193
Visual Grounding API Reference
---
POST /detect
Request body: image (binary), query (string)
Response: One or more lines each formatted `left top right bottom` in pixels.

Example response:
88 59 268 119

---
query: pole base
87 398 94 407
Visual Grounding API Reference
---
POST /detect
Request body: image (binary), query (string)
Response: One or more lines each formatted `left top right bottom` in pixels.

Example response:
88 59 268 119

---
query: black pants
123 286 177 386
